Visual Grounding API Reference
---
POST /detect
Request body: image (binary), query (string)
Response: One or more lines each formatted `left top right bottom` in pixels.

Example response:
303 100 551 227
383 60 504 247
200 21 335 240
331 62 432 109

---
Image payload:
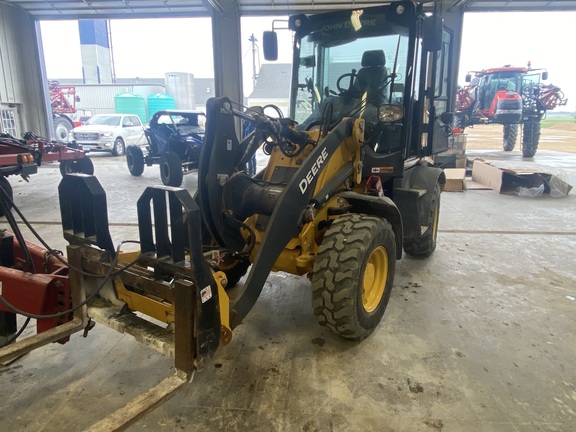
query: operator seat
353 50 389 107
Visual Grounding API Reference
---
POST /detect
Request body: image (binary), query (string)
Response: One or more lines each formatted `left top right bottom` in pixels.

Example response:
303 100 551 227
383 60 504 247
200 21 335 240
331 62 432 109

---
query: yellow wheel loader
198 0 455 343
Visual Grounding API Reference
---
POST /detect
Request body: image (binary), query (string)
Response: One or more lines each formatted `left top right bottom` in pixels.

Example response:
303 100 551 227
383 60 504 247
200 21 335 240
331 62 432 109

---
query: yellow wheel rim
362 246 388 313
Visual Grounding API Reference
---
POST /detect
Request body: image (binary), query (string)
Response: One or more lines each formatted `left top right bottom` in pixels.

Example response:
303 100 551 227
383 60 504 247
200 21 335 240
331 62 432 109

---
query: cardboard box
443 168 467 192
471 159 572 196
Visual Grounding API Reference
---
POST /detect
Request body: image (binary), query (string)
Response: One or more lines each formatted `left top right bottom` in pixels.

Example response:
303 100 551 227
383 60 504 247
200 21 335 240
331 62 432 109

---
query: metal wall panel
0 3 49 136
73 84 165 117
76 85 130 111
0 3 20 104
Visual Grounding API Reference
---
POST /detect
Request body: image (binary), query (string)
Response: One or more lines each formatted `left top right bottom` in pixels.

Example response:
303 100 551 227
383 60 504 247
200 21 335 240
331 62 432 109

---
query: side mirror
263 31 278 61
422 15 443 52
378 104 404 123
124 122 133 127
465 73 471 83
542 71 548 80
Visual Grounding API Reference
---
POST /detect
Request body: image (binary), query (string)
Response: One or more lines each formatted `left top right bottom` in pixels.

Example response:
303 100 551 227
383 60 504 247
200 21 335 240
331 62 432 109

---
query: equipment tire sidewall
356 223 396 329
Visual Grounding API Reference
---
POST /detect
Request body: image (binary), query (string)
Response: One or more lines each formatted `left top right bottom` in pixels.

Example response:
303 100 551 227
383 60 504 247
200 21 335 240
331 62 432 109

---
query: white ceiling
452 0 576 11
3 0 576 20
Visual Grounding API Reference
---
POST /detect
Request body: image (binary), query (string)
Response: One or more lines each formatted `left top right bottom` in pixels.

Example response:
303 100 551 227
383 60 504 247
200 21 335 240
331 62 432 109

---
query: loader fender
335 191 403 260
395 164 445 240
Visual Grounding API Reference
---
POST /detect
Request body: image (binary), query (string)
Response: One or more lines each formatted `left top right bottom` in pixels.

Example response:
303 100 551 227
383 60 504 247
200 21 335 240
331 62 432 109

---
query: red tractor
49 81 81 142
455 65 567 158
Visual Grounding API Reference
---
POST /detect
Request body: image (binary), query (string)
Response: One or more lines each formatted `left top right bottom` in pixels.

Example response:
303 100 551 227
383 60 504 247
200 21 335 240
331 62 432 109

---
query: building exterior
55 76 215 122
246 63 291 116
165 72 195 110
78 20 113 84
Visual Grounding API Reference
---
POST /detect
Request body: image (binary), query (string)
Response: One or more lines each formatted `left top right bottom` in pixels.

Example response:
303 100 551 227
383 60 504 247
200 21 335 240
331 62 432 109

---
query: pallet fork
0 174 231 430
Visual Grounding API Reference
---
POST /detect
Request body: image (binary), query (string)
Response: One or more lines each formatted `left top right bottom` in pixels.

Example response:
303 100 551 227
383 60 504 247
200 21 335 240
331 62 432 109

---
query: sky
40 12 576 109
39 17 293 97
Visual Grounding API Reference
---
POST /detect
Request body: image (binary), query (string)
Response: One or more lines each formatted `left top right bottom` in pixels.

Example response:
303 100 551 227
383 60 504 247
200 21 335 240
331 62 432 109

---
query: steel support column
211 0 244 104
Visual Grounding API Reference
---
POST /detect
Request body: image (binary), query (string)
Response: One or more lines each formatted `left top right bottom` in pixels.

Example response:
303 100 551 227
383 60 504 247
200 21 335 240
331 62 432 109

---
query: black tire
79 157 95 175
522 120 541 158
160 151 183 186
403 182 441 258
59 157 94 176
126 145 145 176
311 213 396 340
503 124 518 151
217 257 251 289
0 176 13 217
453 115 464 131
54 116 73 142
112 138 125 156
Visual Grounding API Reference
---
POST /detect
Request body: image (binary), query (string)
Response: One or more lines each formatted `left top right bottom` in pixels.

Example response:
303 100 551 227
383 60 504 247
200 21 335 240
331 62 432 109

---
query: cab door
123 115 145 145
425 28 453 156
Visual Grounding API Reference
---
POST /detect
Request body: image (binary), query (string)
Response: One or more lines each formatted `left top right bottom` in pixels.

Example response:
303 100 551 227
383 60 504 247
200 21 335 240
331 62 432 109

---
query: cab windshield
85 115 121 127
293 12 411 151
482 72 524 95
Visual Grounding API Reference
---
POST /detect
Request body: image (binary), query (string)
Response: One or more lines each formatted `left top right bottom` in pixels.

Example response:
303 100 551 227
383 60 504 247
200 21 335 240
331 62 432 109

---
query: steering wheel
262 104 284 118
336 71 357 94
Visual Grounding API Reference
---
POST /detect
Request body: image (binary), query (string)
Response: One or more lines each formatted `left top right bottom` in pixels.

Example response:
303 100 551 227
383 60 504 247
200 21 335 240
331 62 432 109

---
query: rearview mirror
422 15 443 52
263 31 278 61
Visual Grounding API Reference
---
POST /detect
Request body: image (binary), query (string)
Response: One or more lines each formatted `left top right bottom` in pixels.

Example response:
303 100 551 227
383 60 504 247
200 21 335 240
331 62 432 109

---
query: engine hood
73 125 117 133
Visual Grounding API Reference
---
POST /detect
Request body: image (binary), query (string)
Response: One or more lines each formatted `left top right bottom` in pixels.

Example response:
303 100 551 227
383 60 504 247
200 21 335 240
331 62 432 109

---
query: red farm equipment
49 81 81 142
455 64 568 158
0 132 93 214
0 135 37 217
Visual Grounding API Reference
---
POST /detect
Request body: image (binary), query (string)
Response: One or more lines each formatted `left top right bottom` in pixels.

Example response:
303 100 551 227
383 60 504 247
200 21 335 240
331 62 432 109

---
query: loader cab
265 1 454 171
476 68 525 111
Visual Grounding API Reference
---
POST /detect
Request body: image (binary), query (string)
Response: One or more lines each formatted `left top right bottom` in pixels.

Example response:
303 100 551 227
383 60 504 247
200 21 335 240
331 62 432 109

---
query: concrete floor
1 148 575 431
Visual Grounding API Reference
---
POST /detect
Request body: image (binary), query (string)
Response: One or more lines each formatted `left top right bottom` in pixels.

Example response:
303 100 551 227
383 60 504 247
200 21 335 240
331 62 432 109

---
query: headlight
378 104 404 123
101 131 113 138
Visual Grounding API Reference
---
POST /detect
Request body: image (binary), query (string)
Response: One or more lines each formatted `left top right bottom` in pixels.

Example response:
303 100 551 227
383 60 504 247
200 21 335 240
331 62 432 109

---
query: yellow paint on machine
114 280 175 324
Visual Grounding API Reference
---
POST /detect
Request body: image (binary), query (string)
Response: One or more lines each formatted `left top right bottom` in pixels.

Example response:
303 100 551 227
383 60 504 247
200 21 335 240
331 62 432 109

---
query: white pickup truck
70 114 146 156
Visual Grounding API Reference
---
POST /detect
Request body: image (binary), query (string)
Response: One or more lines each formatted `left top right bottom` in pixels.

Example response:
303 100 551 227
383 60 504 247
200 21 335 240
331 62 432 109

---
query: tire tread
403 182 441 258
311 213 394 340
503 124 518 151
522 121 540 158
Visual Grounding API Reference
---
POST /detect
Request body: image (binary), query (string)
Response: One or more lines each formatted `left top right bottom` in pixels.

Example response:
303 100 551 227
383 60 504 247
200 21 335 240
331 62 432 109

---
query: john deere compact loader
197 0 454 341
